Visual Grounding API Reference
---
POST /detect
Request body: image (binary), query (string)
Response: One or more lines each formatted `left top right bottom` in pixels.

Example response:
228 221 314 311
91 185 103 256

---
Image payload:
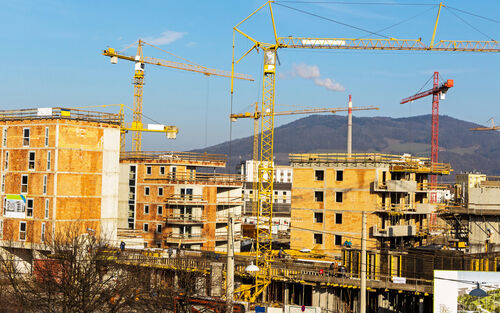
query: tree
0 224 205 312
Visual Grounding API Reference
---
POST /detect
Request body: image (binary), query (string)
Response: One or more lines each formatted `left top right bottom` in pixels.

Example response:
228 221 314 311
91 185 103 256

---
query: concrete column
210 262 224 297
418 297 424 313
360 212 367 313
284 283 290 305
312 286 320 307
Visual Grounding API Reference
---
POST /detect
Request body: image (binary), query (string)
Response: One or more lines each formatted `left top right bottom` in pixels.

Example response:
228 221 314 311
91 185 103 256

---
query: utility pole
226 211 235 313
360 211 367 313
347 95 353 157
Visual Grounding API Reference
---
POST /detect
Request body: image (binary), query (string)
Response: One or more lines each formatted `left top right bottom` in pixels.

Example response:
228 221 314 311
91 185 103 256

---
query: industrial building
289 152 452 256
119 151 243 251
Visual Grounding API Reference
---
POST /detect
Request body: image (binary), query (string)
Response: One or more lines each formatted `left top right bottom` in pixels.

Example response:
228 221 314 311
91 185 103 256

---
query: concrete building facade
444 173 500 253
289 153 451 256
0 107 121 248
119 151 243 251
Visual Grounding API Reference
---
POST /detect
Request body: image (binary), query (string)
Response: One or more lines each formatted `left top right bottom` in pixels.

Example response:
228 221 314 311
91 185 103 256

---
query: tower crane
401 73 454 203
231 102 378 218
470 118 500 131
231 1 500 302
103 39 253 152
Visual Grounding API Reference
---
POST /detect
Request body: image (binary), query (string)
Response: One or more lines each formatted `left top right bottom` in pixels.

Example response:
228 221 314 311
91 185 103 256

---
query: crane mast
401 73 454 203
233 0 500 302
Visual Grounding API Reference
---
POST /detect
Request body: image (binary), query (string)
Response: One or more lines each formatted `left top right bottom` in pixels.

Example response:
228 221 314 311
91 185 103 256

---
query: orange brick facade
0 110 120 248
290 154 448 257
119 152 243 251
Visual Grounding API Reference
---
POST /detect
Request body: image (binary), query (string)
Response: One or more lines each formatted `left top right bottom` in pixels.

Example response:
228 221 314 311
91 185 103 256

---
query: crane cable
444 6 496 41
274 2 392 39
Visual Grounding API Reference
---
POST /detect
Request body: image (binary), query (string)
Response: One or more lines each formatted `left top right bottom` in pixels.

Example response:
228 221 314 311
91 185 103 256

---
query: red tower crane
401 72 453 202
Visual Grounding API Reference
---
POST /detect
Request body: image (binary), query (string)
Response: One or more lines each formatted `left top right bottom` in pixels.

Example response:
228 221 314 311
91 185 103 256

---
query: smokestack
347 94 352 157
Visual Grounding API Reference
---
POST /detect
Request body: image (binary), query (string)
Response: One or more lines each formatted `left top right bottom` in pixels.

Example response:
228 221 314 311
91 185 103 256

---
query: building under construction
289 152 452 256
119 151 243 251
0 107 243 272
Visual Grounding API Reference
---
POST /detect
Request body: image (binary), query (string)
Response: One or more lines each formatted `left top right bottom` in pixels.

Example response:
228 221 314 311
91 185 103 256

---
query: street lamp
469 283 488 298
245 262 260 272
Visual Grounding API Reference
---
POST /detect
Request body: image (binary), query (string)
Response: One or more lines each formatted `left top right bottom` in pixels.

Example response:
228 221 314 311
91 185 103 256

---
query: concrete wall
468 187 500 208
100 128 120 244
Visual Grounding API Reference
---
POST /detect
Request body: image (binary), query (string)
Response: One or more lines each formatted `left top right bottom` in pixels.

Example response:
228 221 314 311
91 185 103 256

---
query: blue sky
0 0 498 151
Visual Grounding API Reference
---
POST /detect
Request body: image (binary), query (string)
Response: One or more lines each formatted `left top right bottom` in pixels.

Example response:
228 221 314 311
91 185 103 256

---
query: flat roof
289 153 452 175
120 151 227 167
0 107 121 125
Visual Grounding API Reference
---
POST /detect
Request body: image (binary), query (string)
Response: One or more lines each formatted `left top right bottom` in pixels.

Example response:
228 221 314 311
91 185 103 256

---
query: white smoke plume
284 63 345 92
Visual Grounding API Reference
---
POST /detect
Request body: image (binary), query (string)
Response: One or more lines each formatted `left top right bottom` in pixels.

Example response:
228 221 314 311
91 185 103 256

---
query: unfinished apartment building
119 152 243 251
239 160 292 245
0 108 120 256
442 173 500 253
289 153 451 256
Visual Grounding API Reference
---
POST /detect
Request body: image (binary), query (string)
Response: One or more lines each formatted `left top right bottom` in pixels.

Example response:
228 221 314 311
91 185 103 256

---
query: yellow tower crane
232 1 500 302
470 118 500 131
231 104 378 217
103 39 253 152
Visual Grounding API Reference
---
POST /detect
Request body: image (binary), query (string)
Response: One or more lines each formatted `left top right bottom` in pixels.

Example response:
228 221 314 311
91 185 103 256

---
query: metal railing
165 214 205 223
289 153 451 174
158 172 244 185
166 195 206 203
120 151 226 164
0 107 121 124
163 234 206 243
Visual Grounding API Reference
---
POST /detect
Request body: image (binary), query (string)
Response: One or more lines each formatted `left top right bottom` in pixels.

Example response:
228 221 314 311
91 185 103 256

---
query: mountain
194 114 500 178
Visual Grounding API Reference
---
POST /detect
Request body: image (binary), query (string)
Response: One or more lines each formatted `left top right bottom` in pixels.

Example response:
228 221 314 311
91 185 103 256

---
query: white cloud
314 77 345 92
284 63 345 92
143 30 187 46
186 41 197 47
291 63 321 79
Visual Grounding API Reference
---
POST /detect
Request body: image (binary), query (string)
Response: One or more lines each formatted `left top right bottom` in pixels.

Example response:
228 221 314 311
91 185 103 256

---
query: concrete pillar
319 287 327 310
418 297 424 313
210 262 224 297
312 286 321 307
326 288 332 312
284 283 290 305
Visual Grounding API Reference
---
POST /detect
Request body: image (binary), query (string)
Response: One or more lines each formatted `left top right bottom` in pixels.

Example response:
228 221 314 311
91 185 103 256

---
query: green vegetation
457 288 500 313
